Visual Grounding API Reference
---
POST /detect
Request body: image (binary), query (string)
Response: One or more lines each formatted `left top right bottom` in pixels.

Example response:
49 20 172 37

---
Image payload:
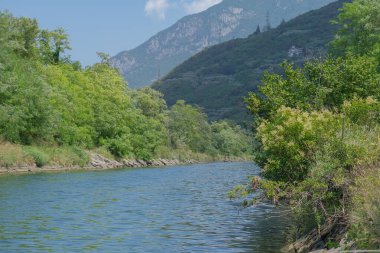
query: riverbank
281 161 380 252
0 141 252 174
0 149 250 174
0 153 189 174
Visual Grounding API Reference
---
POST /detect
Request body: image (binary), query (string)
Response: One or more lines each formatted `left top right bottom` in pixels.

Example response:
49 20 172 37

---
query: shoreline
0 153 250 175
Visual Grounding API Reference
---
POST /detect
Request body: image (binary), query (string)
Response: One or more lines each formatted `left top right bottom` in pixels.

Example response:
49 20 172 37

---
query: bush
343 97 380 127
245 100 380 233
256 107 340 182
102 135 132 158
24 147 50 167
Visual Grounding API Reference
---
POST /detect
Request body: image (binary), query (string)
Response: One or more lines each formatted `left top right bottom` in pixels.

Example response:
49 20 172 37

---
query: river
0 162 290 252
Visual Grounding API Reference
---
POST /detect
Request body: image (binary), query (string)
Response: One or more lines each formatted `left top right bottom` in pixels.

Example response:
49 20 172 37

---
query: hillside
111 0 336 88
152 0 343 125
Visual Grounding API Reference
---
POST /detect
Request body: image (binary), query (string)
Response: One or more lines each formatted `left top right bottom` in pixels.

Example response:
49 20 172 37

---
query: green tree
0 12 39 58
39 28 71 64
211 121 252 157
168 100 211 153
246 55 380 122
0 52 53 144
331 0 380 62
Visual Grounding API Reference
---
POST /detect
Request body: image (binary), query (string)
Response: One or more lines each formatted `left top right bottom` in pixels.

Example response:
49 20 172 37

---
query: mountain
152 0 343 125
111 0 336 88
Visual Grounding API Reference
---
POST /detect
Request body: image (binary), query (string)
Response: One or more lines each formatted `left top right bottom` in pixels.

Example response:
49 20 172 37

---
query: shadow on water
236 203 292 252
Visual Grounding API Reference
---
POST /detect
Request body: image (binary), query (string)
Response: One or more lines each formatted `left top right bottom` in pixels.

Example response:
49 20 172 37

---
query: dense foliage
236 0 380 249
331 0 380 62
0 11 253 164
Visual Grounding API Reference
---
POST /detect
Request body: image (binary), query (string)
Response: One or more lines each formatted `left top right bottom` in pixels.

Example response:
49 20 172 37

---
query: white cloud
183 0 222 14
145 0 170 20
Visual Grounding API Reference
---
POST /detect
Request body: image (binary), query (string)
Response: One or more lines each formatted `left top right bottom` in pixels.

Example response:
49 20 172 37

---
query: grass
350 164 380 249
90 147 116 160
23 147 49 167
0 143 90 168
0 142 251 170
0 142 32 167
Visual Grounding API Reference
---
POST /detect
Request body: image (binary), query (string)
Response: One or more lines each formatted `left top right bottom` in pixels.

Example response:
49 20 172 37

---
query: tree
0 51 53 144
211 121 252 157
331 0 380 62
39 28 71 64
96 52 111 65
0 12 39 58
245 55 380 122
168 100 211 153
254 25 261 35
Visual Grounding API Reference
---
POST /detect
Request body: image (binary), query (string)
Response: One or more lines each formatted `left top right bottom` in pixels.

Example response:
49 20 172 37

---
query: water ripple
0 162 289 252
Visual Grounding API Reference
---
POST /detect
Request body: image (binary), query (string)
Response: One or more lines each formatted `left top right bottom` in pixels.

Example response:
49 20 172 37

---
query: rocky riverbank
283 218 350 253
0 153 197 174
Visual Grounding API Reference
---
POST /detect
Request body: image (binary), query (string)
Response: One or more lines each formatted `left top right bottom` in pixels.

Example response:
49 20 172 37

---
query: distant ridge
111 0 336 88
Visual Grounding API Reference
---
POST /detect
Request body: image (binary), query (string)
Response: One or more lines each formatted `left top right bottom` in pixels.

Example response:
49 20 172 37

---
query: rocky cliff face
111 0 336 88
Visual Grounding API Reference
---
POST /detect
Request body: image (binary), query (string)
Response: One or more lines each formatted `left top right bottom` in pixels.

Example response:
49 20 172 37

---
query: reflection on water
0 162 290 252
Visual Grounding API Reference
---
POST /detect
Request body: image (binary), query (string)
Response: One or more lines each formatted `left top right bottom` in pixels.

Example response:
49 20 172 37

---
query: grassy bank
0 142 89 168
0 142 252 172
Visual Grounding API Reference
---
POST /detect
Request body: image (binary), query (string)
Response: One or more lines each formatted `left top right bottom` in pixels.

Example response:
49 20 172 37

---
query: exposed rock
284 218 349 253
86 154 187 170
89 153 123 169
0 153 191 174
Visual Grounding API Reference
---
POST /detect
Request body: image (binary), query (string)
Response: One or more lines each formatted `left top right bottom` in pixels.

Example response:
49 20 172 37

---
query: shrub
102 135 132 158
256 107 340 182
343 97 380 127
24 146 50 167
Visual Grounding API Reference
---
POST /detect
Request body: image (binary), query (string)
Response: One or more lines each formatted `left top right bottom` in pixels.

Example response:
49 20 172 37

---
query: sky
0 0 222 66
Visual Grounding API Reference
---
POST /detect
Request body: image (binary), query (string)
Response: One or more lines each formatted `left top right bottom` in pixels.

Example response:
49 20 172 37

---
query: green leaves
257 107 340 182
38 28 71 64
331 0 380 62
246 55 380 123
168 100 212 153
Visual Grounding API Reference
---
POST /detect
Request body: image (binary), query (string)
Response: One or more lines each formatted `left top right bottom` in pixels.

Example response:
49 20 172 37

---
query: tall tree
39 28 71 64
254 25 261 35
331 0 380 61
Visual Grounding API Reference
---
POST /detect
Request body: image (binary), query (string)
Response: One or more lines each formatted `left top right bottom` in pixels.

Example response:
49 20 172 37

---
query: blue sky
0 0 222 66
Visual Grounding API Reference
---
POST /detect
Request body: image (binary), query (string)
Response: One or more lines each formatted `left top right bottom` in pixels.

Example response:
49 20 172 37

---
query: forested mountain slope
111 0 336 88
153 0 343 125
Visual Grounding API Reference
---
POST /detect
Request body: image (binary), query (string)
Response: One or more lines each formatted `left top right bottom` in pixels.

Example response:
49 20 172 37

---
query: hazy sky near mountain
1 0 221 66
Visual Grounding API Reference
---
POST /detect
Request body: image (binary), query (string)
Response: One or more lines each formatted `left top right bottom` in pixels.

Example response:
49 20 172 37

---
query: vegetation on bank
0 11 253 168
231 0 380 250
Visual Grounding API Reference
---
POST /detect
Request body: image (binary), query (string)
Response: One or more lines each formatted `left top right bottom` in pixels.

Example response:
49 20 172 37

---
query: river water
0 162 290 252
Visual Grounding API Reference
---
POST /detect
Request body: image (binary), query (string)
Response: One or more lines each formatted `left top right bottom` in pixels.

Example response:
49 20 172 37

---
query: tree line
0 11 253 162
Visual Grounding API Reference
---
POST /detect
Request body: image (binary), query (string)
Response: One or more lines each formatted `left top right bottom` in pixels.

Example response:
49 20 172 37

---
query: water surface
0 162 289 252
